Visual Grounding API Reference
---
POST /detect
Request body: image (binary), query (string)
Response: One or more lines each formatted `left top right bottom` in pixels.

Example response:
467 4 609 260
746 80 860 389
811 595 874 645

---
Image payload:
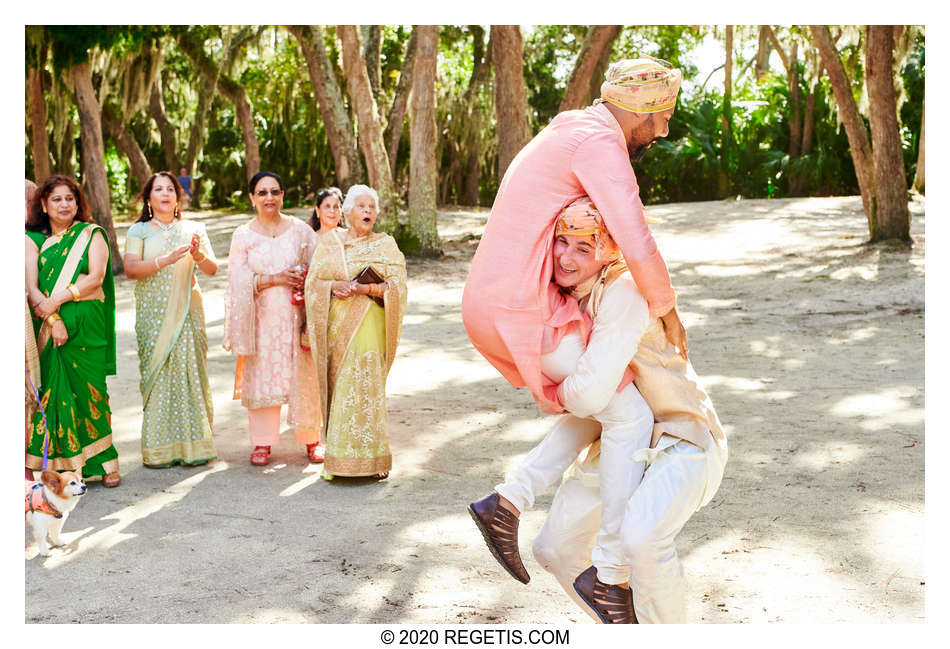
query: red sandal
306 443 324 463
250 445 271 466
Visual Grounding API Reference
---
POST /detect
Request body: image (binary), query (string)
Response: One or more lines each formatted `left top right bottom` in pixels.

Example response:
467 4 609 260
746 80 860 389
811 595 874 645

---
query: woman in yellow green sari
24 175 120 487
123 172 218 467
304 185 407 479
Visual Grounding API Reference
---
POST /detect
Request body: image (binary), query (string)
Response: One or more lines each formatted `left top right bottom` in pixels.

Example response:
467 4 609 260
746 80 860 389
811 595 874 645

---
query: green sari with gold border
25 223 118 477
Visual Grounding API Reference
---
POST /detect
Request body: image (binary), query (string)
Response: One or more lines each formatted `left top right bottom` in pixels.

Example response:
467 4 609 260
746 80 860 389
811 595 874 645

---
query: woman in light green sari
25 175 120 486
124 172 218 468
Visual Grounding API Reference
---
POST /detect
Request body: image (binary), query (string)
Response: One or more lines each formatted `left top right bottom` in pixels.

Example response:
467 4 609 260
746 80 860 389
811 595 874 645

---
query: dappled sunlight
864 506 924 591
388 352 500 392
701 373 796 402
794 441 867 472
692 263 760 278
830 265 880 282
826 326 879 345
695 298 741 310
37 462 228 569
830 386 923 431
749 336 784 359
403 313 433 326
279 463 324 497
233 608 311 623
689 527 896 622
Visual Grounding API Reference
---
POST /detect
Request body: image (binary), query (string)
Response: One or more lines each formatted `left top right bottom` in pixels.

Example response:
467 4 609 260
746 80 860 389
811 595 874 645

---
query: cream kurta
223 217 318 432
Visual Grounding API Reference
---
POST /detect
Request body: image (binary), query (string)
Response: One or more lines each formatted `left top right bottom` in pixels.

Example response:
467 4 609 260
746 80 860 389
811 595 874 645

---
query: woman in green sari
304 185 407 479
124 172 218 467
25 175 120 487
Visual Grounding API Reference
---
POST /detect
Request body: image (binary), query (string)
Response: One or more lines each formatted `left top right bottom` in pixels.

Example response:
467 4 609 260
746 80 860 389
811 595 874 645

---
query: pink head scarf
598 56 683 114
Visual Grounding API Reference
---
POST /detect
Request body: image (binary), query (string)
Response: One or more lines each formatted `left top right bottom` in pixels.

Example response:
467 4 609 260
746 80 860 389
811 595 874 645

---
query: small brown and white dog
25 469 86 557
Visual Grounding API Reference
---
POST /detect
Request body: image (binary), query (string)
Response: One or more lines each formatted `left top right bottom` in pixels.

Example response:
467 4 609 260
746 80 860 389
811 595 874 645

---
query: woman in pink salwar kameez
223 171 320 466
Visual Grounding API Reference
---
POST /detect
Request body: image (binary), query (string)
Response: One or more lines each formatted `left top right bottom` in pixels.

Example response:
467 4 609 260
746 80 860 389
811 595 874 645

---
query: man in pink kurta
462 58 682 414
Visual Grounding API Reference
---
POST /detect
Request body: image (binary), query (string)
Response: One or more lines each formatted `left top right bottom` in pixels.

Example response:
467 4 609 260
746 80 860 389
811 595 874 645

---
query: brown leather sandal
572 566 637 624
250 446 271 466
468 492 530 584
103 472 121 488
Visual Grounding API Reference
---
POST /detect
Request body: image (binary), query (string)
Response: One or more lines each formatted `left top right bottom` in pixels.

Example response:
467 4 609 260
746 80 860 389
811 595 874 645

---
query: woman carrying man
470 198 727 623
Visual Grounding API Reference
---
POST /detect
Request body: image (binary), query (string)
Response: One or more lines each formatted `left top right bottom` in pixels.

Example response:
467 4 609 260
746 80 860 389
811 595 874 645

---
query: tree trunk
491 25 530 181
407 25 441 256
55 119 75 176
461 25 492 206
718 25 733 198
149 82 177 170
102 104 152 187
801 88 816 155
287 25 364 189
913 99 924 194
764 26 802 156
28 66 52 183
185 77 213 174
866 25 910 242
755 26 771 81
811 25 876 229
176 32 261 182
559 25 621 112
385 27 419 177
338 25 397 228
363 25 383 111
71 62 122 274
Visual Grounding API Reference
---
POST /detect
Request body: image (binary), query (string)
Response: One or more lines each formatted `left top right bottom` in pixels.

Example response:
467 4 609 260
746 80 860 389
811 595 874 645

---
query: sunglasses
255 189 284 197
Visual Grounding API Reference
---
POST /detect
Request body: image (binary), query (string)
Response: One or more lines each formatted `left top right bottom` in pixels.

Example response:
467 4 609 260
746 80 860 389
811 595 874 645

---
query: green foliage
104 145 129 211
26 24 924 219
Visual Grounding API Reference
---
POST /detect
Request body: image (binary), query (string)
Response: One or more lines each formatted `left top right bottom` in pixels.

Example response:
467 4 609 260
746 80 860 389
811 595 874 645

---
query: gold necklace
50 221 76 240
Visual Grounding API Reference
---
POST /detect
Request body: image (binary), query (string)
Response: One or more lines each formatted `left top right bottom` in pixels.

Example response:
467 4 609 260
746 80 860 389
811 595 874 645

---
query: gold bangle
67 283 81 302
45 313 61 325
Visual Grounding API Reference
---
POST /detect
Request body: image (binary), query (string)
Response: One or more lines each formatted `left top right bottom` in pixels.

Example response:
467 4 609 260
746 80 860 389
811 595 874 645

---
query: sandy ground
24 195 924 624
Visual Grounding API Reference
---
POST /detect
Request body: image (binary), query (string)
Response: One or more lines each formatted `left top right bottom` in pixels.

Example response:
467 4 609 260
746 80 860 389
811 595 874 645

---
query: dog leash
25 364 51 471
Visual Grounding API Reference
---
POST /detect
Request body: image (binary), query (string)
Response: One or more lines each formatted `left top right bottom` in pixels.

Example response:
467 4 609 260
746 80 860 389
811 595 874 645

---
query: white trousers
531 423 727 623
495 383 654 584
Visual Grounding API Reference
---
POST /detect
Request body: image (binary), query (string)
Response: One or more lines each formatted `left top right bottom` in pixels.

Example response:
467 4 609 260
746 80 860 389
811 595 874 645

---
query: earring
146 202 152 219
174 204 180 219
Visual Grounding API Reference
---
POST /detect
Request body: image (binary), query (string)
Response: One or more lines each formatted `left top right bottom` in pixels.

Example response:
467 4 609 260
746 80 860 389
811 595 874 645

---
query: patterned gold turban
599 56 683 114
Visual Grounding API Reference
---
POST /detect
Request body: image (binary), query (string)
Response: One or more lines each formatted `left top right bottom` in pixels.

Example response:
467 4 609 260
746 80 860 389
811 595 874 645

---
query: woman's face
251 176 283 216
42 184 78 227
552 234 607 288
347 193 378 237
149 175 178 218
317 193 342 230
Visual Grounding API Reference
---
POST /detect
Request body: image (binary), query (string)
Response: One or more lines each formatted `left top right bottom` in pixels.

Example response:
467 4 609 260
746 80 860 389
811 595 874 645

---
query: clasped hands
331 280 387 299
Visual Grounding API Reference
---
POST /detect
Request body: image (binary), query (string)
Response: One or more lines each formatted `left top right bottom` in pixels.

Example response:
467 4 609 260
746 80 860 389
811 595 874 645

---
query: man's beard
628 138 656 164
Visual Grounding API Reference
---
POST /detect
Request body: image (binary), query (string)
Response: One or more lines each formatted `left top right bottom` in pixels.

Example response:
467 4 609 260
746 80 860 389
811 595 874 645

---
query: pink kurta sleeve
571 131 676 319
223 227 256 354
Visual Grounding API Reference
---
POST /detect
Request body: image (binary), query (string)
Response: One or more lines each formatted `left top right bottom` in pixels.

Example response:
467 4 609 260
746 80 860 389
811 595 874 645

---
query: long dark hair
136 171 183 223
25 175 92 236
309 187 345 231
249 171 284 195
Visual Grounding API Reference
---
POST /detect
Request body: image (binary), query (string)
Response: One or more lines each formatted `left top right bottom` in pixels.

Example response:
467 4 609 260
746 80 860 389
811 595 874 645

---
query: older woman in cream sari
304 185 407 479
